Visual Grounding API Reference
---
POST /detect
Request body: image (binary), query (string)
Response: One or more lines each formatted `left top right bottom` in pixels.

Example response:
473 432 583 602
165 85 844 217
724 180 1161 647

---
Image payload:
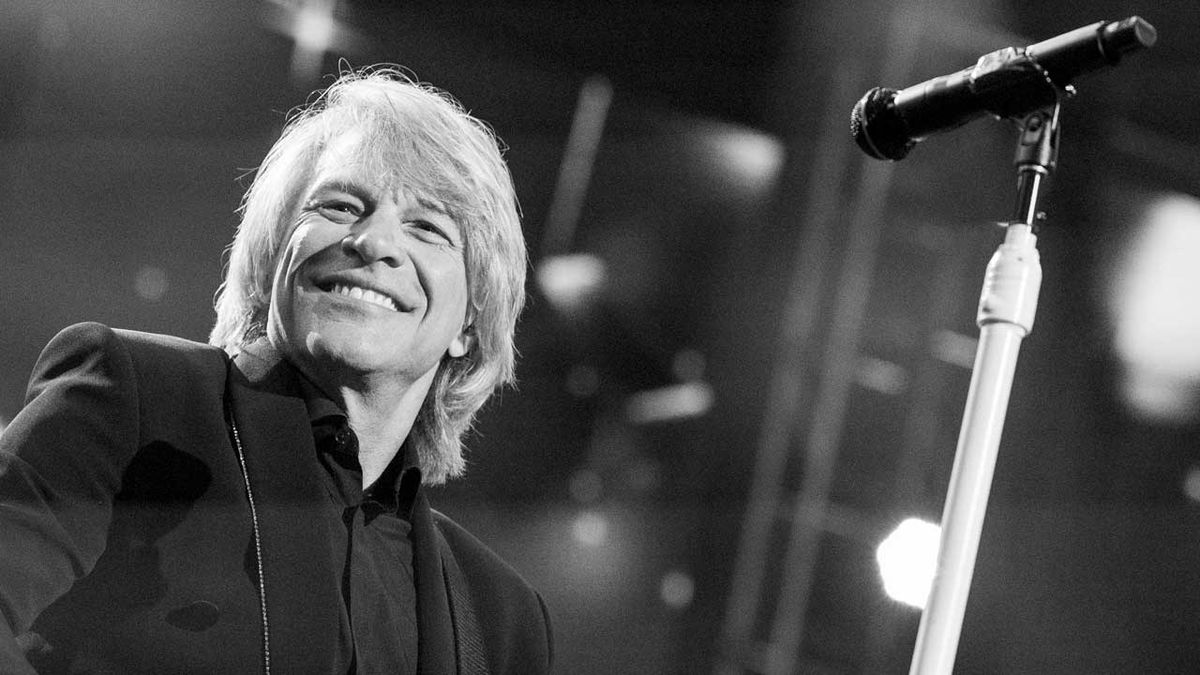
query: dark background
3 0 1199 673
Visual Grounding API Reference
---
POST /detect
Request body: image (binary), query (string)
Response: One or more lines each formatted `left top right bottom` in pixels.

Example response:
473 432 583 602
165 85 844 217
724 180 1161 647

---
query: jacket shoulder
432 510 534 592
38 322 226 383
109 325 227 378
39 322 230 435
432 510 554 673
111 325 230 433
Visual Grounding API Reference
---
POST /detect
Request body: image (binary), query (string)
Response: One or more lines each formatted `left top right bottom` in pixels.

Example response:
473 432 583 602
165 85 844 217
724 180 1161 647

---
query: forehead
307 130 384 193
305 129 452 215
312 130 367 173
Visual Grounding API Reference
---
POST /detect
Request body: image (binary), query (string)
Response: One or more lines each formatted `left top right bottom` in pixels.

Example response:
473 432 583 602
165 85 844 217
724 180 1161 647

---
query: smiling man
0 69 550 674
266 127 475 487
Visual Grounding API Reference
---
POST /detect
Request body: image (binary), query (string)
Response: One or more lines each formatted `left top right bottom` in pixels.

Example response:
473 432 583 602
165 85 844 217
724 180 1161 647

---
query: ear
448 326 474 358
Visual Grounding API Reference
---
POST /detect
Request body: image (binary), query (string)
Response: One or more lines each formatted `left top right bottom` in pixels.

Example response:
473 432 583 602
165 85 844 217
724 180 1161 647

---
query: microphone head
1100 16 1158 61
850 87 916 160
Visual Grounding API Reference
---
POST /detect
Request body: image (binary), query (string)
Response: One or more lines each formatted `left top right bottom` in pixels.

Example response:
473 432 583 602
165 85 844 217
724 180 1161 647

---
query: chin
303 325 393 374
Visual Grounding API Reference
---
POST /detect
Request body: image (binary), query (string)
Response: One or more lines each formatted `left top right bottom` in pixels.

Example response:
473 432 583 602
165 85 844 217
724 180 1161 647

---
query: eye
315 200 364 224
407 219 459 247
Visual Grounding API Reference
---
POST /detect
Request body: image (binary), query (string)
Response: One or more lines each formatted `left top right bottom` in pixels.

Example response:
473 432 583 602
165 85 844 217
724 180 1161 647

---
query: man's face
266 131 471 391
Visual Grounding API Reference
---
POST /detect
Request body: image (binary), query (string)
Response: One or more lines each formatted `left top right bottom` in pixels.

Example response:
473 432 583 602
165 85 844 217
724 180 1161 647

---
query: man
0 68 551 674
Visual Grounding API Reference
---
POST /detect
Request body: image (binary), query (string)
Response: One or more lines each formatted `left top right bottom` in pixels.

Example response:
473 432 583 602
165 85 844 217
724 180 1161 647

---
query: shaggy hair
210 66 526 483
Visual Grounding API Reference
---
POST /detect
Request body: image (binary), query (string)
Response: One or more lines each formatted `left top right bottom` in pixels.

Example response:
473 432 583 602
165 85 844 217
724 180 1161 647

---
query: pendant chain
229 413 271 675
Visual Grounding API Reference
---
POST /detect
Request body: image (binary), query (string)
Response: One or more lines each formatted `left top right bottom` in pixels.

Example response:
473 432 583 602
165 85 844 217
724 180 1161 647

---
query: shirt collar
234 340 422 519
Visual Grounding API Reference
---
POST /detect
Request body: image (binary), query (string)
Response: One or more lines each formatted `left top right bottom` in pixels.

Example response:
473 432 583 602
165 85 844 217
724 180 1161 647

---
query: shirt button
334 427 352 447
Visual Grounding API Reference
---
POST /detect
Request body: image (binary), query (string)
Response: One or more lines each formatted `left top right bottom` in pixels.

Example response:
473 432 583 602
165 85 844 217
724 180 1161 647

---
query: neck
335 369 434 487
242 338 435 487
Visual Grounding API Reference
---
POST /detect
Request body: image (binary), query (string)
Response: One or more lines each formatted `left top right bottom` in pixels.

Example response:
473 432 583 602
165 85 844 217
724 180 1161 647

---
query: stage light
1182 466 1200 503
536 252 607 314
292 2 335 54
930 329 978 370
133 265 169 302
659 570 695 610
1109 194 1200 423
690 122 785 196
572 510 609 547
876 518 941 609
855 356 909 395
624 381 714 424
261 0 355 84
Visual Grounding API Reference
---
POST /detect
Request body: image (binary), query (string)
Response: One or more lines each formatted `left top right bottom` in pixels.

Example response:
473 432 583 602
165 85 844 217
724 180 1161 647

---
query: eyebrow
307 177 459 228
308 179 370 200
411 193 453 216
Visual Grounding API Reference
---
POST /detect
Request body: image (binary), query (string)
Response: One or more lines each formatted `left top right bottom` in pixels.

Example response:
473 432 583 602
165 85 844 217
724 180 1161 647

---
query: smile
323 282 400 312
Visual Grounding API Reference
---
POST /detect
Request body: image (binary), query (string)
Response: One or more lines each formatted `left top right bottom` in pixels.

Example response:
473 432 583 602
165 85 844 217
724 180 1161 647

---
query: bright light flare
261 0 353 84
691 122 785 196
133 265 168 302
293 4 335 53
536 253 607 314
659 570 694 610
1110 194 1200 423
876 518 941 609
572 511 609 547
624 381 714 424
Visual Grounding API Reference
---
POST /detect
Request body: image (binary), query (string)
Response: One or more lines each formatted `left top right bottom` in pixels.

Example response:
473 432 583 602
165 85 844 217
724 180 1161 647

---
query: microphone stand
908 104 1059 675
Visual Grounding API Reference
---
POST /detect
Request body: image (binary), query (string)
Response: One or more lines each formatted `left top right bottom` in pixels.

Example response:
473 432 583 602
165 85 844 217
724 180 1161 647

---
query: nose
341 215 406 268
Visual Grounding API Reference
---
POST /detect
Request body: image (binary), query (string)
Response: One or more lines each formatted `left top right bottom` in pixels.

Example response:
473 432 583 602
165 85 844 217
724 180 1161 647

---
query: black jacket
0 322 552 674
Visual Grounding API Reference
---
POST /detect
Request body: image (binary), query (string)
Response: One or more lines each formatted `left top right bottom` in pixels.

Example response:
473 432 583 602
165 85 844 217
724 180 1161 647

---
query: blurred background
2 0 1199 672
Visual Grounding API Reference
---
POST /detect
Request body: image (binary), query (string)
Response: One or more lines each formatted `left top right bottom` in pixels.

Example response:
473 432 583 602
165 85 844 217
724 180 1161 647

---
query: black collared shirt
302 382 422 675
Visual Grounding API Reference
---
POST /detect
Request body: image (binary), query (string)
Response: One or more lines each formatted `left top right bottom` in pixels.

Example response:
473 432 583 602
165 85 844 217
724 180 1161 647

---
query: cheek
438 264 471 316
276 223 328 289
269 244 299 311
268 225 317 320
415 249 469 309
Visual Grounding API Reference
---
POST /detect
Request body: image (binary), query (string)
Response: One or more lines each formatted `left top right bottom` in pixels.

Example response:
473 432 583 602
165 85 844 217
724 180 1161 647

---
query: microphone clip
967 47 1073 121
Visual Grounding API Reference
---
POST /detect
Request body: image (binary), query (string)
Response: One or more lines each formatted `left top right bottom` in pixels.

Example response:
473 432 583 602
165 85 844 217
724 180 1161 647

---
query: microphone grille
850 87 915 161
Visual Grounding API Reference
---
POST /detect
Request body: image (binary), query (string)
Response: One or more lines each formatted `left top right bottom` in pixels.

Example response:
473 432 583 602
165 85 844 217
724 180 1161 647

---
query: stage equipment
849 16 1156 675
851 16 1156 161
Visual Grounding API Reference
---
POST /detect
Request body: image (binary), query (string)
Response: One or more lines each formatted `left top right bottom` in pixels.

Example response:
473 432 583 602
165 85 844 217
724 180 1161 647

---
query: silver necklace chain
228 412 271 675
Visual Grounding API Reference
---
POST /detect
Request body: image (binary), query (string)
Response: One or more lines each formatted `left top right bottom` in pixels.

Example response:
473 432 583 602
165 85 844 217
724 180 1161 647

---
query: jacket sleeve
0 322 142 673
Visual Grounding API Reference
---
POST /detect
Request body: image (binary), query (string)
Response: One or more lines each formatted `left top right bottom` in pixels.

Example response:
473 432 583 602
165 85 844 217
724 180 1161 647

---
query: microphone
850 16 1157 161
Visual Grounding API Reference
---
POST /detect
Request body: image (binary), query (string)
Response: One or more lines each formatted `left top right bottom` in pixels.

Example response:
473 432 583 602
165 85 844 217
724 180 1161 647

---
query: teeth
331 283 398 311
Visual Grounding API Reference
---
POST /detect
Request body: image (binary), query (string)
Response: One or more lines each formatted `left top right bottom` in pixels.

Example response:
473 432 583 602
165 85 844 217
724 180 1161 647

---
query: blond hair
211 67 526 483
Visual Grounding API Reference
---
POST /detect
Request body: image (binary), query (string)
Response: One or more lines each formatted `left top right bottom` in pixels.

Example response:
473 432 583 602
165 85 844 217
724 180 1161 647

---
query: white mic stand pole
908 103 1059 675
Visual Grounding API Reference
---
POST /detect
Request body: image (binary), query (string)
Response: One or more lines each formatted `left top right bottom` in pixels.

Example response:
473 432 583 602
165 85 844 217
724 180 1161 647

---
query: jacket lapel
437 531 490 675
410 493 491 675
226 358 343 674
411 492 460 674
